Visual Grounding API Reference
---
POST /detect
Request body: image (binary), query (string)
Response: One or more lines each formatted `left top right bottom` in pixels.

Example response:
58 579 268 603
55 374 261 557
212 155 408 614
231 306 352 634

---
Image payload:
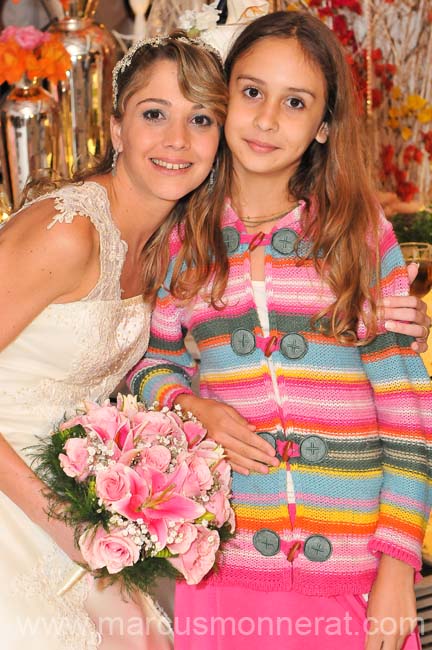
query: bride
0 29 429 650
0 33 229 649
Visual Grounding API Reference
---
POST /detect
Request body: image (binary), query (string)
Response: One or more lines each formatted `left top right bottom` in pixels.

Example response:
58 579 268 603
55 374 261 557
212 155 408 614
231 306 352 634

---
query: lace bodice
0 181 151 460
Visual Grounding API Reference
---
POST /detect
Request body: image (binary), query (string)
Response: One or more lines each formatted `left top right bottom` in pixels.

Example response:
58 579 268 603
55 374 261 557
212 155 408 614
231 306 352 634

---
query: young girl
128 12 431 649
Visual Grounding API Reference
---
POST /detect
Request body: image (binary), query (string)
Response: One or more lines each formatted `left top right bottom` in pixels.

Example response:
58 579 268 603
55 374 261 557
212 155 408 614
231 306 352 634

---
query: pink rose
169 526 220 585
206 490 232 527
87 405 131 444
59 438 90 481
79 526 140 574
132 410 182 442
167 522 197 555
61 402 131 445
166 411 189 440
0 25 49 49
182 456 213 497
141 444 172 472
183 420 207 448
194 439 225 467
95 464 132 504
214 459 232 492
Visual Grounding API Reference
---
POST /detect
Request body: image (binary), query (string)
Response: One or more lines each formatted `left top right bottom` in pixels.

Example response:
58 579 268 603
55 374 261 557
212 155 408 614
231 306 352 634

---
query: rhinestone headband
112 35 223 111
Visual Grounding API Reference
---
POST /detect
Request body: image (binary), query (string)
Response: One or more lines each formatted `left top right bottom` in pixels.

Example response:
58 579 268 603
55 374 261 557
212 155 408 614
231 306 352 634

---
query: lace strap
38 182 127 301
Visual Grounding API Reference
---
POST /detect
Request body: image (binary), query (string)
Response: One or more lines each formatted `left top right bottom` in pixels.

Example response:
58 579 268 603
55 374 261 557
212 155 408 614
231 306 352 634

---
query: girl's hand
174 394 279 475
365 555 417 650
382 263 431 353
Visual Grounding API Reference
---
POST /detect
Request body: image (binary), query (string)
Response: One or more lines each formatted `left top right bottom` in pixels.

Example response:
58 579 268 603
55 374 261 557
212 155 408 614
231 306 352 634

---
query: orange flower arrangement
0 26 71 85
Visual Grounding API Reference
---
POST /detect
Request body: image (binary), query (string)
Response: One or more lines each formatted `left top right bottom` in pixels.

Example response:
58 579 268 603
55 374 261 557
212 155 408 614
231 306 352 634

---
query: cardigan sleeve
360 216 432 570
126 260 196 408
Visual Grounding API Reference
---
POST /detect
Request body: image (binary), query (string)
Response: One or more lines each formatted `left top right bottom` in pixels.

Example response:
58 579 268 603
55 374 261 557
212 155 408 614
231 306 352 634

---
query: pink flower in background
58 437 89 481
169 526 220 585
79 526 140 574
0 25 50 49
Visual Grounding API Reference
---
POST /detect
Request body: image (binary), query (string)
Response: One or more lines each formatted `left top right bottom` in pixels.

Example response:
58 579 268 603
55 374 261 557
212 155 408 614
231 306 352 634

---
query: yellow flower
391 86 402 100
417 107 432 124
406 94 427 111
387 118 400 130
401 127 413 141
388 107 401 118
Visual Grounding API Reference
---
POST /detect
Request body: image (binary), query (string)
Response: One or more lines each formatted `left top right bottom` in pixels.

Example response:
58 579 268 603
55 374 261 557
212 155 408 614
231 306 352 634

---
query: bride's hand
382 263 431 353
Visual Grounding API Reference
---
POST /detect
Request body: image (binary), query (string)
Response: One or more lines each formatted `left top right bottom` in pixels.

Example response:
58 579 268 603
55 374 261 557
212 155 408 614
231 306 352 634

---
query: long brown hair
225 12 381 343
26 32 230 306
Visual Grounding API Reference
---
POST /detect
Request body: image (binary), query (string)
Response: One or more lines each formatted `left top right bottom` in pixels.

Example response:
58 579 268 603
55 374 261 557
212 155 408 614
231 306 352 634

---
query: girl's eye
286 97 305 110
191 114 213 127
143 109 165 121
243 86 261 99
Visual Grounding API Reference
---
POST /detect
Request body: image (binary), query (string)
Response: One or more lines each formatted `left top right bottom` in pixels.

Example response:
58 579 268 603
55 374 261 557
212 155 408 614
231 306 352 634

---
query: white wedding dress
0 182 173 649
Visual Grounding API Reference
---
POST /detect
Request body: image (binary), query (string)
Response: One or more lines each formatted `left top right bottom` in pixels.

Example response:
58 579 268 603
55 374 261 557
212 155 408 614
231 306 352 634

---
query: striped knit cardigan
128 200 432 596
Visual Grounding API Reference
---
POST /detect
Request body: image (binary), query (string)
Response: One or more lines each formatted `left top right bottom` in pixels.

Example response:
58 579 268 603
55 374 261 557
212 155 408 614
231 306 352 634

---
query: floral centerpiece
0 25 71 85
33 394 234 591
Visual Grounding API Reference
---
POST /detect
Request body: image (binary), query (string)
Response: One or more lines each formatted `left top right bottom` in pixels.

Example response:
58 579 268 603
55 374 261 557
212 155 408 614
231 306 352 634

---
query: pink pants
174 582 421 650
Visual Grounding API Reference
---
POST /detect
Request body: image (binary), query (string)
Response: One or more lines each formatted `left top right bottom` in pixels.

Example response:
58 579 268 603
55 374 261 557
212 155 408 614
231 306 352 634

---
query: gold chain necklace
238 204 297 227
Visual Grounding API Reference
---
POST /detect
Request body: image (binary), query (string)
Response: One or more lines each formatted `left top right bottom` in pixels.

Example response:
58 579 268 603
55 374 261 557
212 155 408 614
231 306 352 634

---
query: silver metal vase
0 78 63 210
40 0 119 173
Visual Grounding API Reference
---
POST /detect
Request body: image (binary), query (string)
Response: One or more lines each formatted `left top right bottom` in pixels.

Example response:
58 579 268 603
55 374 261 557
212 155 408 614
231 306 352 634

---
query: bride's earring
315 122 329 144
208 158 219 191
111 149 119 175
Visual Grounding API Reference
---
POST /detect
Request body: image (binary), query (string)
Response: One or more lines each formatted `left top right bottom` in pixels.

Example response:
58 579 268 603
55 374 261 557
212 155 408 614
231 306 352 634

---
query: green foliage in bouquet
391 205 432 244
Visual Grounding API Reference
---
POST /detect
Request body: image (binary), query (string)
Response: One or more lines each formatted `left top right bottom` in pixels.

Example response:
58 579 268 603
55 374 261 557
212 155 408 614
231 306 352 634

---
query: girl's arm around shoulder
360 213 432 571
0 196 100 352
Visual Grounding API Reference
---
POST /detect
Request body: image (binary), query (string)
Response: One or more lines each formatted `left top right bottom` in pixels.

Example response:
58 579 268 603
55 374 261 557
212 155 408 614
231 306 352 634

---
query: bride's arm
0 199 98 560
0 434 83 562
0 198 98 350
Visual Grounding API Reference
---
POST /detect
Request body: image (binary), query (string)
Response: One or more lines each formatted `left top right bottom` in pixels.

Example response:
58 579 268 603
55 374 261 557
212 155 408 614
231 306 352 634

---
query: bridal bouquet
34 395 234 590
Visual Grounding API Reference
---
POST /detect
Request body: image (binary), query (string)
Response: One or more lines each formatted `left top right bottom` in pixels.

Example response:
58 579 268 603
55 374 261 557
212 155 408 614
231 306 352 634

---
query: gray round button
222 227 240 254
257 432 277 449
231 329 256 355
300 435 328 463
303 535 332 562
272 228 298 255
253 529 280 557
280 333 308 360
